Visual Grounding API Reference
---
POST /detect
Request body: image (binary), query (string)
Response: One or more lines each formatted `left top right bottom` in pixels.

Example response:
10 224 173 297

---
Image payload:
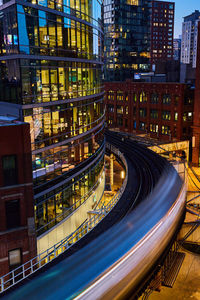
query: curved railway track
2 131 185 300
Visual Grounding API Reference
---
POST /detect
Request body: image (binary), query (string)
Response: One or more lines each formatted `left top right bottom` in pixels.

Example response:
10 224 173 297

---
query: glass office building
0 0 104 235
104 0 151 81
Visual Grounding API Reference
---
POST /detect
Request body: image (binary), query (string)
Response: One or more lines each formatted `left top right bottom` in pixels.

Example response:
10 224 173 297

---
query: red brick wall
0 123 36 276
105 81 193 142
192 22 200 166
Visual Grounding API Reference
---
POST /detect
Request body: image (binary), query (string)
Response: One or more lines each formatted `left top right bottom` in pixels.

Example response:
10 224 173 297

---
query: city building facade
0 119 36 276
0 0 105 243
181 10 200 68
151 0 174 65
105 80 194 141
192 22 200 166
173 38 181 61
104 0 151 81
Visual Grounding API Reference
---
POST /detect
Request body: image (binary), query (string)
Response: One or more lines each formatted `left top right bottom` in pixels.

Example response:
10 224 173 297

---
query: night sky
160 0 200 38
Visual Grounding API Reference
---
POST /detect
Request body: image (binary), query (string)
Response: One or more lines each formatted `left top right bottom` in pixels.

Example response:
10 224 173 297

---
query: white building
181 10 200 68
193 20 200 68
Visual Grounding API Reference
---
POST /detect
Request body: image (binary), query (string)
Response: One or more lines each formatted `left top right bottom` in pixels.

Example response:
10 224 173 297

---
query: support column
110 154 114 188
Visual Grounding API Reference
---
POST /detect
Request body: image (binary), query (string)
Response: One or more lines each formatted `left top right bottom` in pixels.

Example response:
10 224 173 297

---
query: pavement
149 251 200 300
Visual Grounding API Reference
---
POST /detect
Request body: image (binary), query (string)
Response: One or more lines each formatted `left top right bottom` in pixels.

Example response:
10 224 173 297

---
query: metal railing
36 148 105 235
0 144 128 294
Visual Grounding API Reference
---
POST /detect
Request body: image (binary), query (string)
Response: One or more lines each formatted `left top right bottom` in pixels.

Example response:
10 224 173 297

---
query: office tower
104 0 151 81
181 10 200 68
151 1 174 66
0 0 105 243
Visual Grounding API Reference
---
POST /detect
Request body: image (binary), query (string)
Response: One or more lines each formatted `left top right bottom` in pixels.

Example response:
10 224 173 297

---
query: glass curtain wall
0 0 104 235
104 0 151 81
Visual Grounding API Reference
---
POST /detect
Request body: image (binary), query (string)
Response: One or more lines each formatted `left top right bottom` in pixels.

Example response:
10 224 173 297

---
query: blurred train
3 164 186 300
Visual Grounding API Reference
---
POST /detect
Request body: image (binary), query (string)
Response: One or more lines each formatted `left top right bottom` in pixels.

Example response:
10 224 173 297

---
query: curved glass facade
0 0 104 235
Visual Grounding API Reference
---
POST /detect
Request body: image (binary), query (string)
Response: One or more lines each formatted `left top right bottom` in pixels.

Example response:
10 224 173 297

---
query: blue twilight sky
160 0 200 38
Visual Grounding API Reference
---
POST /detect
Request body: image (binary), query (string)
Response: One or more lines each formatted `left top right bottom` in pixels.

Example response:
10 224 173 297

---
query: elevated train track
2 131 186 299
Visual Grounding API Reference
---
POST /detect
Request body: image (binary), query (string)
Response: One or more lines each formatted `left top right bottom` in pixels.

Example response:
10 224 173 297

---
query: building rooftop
0 115 24 127
184 10 200 22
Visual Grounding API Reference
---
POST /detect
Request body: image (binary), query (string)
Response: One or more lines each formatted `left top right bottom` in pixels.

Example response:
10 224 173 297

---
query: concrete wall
37 173 105 255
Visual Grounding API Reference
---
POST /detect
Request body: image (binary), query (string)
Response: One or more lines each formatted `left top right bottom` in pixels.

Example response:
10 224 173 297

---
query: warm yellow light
121 170 125 179
127 0 138 5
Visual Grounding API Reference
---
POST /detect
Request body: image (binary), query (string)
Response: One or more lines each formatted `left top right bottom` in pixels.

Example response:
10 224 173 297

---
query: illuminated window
162 94 171 105
150 124 158 133
188 112 193 121
117 105 123 114
139 122 146 131
162 125 170 135
108 90 114 100
162 111 171 121
139 92 147 103
126 0 138 5
133 94 137 102
117 90 123 101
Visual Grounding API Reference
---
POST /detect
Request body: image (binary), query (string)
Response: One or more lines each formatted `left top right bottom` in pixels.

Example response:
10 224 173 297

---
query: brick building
151 1 175 65
105 80 194 141
0 117 36 276
192 22 200 166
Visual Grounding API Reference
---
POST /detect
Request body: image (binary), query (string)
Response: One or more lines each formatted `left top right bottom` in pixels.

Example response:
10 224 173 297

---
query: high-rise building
151 1 174 65
104 0 151 81
0 0 105 245
173 38 181 61
181 10 200 68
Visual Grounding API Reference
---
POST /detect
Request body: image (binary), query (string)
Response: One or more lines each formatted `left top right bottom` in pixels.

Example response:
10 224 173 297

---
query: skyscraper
151 0 174 65
104 0 151 81
0 0 105 241
181 10 200 68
